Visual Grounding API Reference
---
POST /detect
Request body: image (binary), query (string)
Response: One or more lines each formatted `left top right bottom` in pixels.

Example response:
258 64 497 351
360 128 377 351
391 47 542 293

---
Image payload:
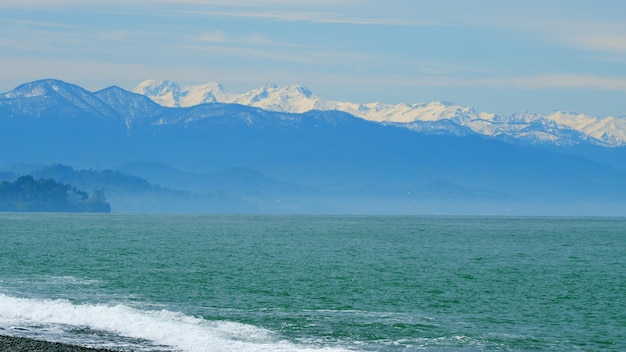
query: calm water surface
0 214 624 351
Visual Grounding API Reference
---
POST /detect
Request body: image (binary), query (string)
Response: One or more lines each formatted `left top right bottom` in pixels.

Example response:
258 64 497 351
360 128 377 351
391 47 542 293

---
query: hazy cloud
566 33 626 55
197 31 228 43
96 30 133 41
470 74 626 92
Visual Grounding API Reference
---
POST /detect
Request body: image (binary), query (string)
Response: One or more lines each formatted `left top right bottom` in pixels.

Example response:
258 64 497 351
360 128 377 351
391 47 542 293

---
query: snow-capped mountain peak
230 84 321 112
180 81 230 106
133 80 184 107
133 80 626 147
132 80 232 107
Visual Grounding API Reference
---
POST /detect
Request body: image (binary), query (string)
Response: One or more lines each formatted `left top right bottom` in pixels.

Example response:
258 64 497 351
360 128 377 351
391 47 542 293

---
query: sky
1 0 625 117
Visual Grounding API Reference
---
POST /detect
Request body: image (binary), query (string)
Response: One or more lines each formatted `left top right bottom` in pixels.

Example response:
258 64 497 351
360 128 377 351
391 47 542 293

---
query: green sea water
0 214 625 351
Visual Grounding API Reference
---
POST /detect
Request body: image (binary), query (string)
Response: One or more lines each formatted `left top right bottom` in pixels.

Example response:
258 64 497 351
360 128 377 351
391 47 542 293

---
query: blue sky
1 0 625 117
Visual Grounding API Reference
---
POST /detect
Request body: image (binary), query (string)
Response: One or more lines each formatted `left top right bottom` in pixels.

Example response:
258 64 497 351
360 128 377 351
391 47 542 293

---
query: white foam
0 294 351 352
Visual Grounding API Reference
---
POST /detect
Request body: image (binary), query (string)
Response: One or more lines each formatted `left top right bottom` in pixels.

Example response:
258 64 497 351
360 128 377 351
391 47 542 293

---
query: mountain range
2 78 626 215
133 80 626 147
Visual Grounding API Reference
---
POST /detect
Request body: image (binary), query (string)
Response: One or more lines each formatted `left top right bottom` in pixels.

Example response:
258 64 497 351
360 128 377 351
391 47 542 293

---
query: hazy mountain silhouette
2 79 626 214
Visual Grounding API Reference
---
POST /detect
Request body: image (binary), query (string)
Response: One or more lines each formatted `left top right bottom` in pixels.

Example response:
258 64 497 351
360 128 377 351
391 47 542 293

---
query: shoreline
0 335 120 352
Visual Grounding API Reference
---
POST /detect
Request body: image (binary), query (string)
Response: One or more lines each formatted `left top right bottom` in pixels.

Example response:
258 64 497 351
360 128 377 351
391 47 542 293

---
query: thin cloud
347 73 626 93
0 0 354 5
197 31 228 43
0 18 81 30
96 30 133 41
247 33 275 46
192 32 310 49
487 16 626 57
469 74 626 92
524 18 626 57
169 9 438 26
566 33 626 55
179 43 345 66
243 33 308 48
0 1 437 27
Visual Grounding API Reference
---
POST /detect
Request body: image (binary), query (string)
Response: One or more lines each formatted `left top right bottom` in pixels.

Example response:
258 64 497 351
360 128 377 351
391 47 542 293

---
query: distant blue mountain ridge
1 79 626 215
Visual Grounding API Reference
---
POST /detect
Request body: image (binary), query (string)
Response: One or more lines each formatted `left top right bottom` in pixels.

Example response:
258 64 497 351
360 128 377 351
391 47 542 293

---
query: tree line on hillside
0 175 111 213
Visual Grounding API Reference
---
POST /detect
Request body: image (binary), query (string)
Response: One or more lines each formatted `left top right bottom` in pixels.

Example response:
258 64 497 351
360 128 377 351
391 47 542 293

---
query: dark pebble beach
0 335 120 352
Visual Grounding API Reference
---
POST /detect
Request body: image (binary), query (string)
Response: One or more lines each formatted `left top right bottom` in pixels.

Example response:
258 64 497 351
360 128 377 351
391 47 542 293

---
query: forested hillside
0 175 110 212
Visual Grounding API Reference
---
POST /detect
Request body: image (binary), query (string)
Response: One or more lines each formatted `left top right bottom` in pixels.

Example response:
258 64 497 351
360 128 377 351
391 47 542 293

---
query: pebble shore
0 335 119 352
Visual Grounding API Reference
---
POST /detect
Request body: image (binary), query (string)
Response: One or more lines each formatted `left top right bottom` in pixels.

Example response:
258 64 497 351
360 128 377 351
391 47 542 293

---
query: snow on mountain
573 115 626 145
134 80 626 147
133 80 232 107
181 81 232 106
132 80 183 107
341 101 486 124
134 80 325 112
229 84 328 112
